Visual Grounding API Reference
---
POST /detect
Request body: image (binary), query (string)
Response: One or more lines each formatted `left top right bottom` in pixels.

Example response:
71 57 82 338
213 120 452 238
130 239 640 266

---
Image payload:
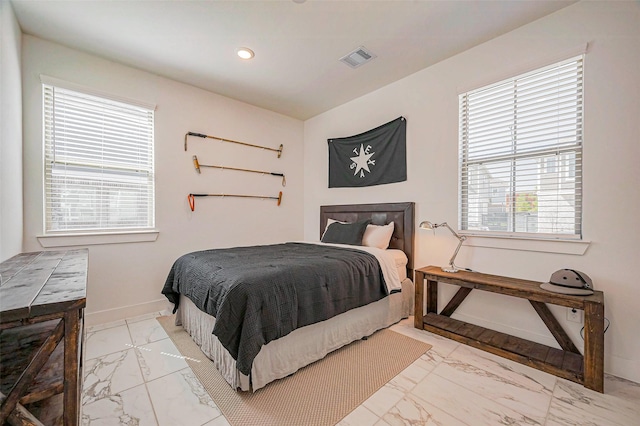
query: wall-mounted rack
184 131 283 158
192 155 286 187
188 192 283 211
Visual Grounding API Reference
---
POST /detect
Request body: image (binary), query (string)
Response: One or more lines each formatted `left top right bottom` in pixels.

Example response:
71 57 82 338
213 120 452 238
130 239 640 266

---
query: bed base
177 278 413 391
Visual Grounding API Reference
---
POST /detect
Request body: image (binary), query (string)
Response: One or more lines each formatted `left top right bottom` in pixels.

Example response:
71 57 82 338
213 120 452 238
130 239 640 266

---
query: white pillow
362 222 395 250
323 219 394 250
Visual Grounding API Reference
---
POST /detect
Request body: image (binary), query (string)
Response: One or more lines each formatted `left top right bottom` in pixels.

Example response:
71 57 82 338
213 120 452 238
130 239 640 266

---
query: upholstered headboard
320 202 415 277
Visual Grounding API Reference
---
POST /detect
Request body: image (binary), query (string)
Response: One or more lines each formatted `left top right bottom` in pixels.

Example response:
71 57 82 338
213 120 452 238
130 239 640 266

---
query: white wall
303 1 640 383
21 36 305 324
0 0 23 262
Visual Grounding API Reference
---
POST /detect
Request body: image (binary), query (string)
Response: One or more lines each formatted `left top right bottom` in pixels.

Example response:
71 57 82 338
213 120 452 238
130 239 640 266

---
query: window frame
458 55 584 241
41 76 157 237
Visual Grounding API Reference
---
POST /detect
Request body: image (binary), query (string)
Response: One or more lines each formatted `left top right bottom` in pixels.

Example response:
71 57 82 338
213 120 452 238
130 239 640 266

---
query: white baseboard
85 298 172 327
606 355 640 385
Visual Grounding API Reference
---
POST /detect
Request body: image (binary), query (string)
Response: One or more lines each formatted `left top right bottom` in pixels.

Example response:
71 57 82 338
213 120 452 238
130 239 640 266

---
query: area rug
157 315 431 426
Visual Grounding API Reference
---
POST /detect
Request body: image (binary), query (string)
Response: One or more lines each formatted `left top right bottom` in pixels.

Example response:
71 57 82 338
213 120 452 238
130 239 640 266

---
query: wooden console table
0 250 88 425
414 266 604 393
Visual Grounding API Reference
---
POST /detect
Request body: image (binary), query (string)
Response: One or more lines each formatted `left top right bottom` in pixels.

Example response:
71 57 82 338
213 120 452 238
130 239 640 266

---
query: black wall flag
328 117 406 188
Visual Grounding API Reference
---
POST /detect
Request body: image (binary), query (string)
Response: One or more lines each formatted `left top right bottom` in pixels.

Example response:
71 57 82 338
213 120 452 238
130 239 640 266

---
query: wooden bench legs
0 309 84 425
414 268 605 393
0 321 64 424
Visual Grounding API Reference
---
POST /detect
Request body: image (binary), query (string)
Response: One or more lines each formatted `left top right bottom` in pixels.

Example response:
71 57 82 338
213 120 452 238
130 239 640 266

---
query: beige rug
157 315 431 426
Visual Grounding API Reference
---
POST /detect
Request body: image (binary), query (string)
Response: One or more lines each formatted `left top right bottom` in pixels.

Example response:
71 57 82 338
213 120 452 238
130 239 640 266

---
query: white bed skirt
176 278 414 391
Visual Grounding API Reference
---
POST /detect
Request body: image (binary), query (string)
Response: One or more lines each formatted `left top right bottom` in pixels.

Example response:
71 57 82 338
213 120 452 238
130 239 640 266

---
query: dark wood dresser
0 249 88 425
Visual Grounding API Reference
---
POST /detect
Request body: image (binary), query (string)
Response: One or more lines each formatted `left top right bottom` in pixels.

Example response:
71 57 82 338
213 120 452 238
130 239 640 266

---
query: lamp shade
419 220 435 230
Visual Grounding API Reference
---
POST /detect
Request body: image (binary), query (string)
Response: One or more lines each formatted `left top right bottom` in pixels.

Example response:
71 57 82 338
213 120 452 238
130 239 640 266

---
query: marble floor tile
81 383 157 426
431 344 554 419
390 353 438 392
85 319 127 334
83 348 145 405
337 405 380 426
127 318 169 346
390 320 460 358
544 406 614 426
81 312 640 426
146 368 221 426
412 345 448 370
126 311 164 324
603 373 640 402
85 324 134 360
548 379 640 426
202 416 231 426
381 393 468 426
133 338 189 382
412 373 545 425
363 381 407 417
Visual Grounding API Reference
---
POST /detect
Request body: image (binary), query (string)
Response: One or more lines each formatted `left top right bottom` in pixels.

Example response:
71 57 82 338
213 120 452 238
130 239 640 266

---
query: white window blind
43 84 155 233
459 56 583 238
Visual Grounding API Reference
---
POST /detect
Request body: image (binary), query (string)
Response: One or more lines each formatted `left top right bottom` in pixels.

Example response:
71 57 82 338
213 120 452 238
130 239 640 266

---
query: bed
163 202 415 391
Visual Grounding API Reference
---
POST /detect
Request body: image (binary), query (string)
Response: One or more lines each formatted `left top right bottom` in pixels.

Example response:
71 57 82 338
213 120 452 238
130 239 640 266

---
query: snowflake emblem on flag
350 144 375 178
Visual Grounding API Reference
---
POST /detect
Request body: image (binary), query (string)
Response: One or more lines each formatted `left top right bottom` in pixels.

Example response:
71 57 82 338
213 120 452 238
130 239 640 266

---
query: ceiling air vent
339 46 377 69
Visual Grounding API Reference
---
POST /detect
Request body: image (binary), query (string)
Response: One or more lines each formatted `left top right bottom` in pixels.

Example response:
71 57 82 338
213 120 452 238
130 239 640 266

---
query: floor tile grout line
125 311 164 325
441 347 557 389
412 372 479 426
143 381 162 426
84 321 127 335
126 318 162 426
549 380 633 426
423 369 545 426
542 377 560 425
542 387 556 426
84 345 137 362
84 323 136 361
149 366 224 426
81 348 144 402
433 366 551 423
374 366 436 425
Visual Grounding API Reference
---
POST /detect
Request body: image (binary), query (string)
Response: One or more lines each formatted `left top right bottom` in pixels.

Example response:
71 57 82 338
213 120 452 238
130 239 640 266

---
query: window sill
37 230 159 248
463 234 590 255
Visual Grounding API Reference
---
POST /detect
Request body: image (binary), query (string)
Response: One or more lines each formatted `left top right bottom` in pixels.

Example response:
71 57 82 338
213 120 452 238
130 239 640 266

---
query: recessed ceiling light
236 47 255 60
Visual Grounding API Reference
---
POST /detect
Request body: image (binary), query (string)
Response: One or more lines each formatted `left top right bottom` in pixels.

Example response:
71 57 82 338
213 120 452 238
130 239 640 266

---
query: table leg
414 270 424 329
63 309 82 425
583 300 605 393
426 279 438 314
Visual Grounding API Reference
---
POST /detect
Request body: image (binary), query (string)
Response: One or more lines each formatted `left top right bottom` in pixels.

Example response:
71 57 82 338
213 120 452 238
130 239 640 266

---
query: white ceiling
10 0 577 120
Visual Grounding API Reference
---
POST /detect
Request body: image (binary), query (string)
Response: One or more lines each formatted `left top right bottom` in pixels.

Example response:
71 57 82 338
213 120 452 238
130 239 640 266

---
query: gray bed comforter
162 242 388 375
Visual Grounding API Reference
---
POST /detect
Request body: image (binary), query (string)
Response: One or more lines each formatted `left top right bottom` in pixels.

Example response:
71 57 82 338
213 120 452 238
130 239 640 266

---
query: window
43 84 155 233
459 56 583 239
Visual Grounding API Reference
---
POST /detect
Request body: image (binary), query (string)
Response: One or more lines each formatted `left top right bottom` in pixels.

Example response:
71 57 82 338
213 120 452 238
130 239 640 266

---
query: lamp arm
437 222 468 271
440 222 464 241
448 236 465 269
